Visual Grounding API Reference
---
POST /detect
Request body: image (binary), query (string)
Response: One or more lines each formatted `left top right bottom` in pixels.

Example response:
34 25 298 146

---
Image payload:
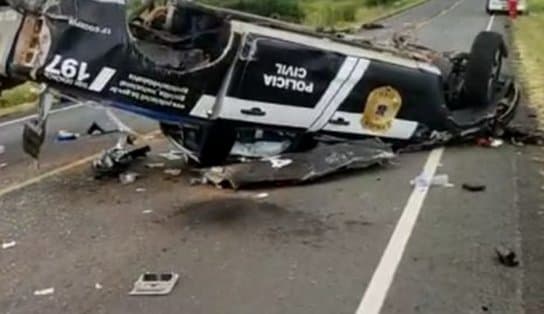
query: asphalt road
1 1 543 313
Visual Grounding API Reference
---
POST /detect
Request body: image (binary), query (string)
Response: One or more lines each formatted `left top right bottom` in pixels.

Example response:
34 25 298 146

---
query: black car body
0 0 520 164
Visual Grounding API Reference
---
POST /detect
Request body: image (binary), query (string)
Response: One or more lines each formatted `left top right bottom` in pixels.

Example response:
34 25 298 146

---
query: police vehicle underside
0 0 520 165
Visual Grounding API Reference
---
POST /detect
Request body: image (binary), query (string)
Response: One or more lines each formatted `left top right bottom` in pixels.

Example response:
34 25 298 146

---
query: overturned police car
0 0 520 165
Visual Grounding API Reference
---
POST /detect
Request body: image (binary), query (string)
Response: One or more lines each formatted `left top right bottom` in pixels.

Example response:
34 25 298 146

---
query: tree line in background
204 0 400 24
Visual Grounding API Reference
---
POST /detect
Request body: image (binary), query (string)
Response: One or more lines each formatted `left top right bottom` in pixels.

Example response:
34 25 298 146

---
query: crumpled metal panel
203 139 395 189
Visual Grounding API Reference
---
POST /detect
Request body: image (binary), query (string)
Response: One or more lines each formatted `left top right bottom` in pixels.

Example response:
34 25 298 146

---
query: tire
463 31 507 107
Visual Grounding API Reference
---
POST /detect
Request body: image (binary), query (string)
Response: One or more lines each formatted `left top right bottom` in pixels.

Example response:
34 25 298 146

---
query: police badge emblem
361 86 402 132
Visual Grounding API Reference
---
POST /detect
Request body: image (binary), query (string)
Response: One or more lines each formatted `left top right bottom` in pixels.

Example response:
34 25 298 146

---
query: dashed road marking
355 147 445 314
486 14 496 31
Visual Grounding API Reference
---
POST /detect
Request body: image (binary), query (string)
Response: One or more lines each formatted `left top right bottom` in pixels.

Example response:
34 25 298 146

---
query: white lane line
355 147 445 314
0 103 83 128
486 14 496 31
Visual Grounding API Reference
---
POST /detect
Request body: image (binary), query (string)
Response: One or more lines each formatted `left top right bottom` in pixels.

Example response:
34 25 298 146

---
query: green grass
0 83 38 110
514 0 544 120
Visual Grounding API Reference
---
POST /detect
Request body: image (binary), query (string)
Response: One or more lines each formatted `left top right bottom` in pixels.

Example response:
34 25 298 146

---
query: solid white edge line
486 14 496 31
0 103 84 129
355 147 445 314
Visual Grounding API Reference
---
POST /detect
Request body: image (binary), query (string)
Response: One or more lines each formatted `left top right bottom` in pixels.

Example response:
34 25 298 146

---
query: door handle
240 107 266 117
329 117 350 126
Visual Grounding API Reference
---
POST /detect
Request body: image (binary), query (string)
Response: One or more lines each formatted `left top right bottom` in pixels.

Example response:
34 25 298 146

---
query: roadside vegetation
514 0 544 121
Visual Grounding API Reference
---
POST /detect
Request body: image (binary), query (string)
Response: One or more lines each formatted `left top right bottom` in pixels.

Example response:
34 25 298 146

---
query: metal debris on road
56 130 80 142
142 209 153 214
164 168 182 176
201 139 395 189
136 187 146 193
495 246 520 267
93 144 150 178
2 240 16 249
145 162 165 169
462 183 487 192
34 288 55 296
129 273 179 296
119 172 139 185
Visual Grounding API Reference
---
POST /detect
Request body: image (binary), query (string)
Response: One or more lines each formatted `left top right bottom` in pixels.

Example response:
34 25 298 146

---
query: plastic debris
0 162 7 169
56 130 80 142
411 174 454 188
164 168 182 176
145 162 165 169
490 139 504 148
2 241 16 249
34 288 55 296
159 151 184 161
142 209 153 214
119 172 139 185
129 273 179 296
462 183 486 192
95 283 103 290
136 188 146 193
495 246 519 267
255 192 269 199
87 122 107 135
266 157 293 169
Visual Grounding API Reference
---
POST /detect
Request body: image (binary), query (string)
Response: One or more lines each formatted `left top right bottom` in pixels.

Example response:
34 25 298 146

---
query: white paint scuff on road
355 147 445 314
486 14 496 31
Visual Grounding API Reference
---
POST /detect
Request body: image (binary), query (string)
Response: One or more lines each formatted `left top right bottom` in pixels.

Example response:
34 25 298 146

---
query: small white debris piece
2 240 16 249
34 287 55 296
159 151 183 161
255 193 269 199
410 174 453 188
142 210 153 215
266 157 293 169
135 188 146 193
145 163 165 169
119 172 139 185
164 168 182 176
0 163 7 170
0 145 5 155
129 273 179 296
95 283 103 290
491 139 504 148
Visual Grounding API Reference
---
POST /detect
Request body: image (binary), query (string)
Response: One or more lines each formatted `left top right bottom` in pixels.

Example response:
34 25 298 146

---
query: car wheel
463 31 507 107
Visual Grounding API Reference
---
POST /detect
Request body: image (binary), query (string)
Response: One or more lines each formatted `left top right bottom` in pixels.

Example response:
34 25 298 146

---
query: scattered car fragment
201 139 394 189
462 183 487 192
495 246 520 267
92 139 150 179
2 240 16 249
129 272 179 296
33 287 55 296
0 0 521 166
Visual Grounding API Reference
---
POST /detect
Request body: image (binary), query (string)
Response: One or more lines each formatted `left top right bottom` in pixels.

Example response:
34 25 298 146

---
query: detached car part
0 0 520 166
